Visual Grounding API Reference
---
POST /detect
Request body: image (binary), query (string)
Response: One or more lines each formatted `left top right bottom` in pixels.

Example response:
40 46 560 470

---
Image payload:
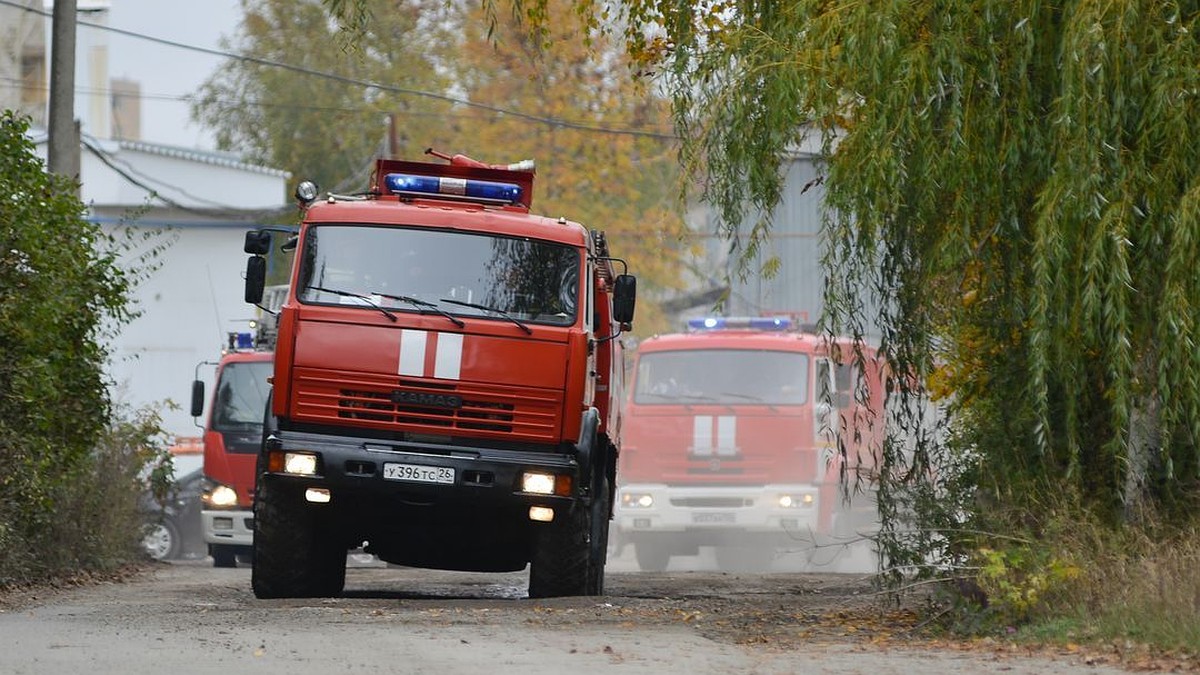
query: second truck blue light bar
687 316 793 331
384 173 523 204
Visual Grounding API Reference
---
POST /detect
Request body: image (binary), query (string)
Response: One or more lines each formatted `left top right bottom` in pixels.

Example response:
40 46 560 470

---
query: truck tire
586 475 611 595
211 544 238 568
251 477 345 599
142 520 181 561
634 544 670 572
715 545 774 573
528 502 590 598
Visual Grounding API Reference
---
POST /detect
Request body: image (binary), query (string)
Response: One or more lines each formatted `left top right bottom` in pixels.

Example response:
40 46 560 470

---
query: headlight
620 492 654 508
522 472 556 495
202 483 238 508
777 494 815 509
521 471 571 496
283 452 318 476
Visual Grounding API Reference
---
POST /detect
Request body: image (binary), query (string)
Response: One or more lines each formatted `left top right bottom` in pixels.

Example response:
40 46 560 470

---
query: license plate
693 512 735 524
382 463 455 484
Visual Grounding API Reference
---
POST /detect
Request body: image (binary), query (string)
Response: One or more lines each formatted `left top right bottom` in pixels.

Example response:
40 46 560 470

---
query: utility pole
47 0 80 183
387 112 398 159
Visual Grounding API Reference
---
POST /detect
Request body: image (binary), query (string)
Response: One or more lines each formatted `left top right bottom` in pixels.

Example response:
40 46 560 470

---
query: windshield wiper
373 291 466 329
720 392 764 402
719 391 778 412
439 298 532 335
308 286 396 322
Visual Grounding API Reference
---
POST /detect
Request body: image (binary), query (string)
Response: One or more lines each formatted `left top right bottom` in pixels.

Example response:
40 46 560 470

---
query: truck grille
669 497 754 508
291 368 561 442
338 388 515 432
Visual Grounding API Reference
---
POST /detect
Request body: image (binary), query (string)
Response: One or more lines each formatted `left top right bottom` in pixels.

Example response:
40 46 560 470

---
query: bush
1051 517 1200 651
0 110 161 585
941 506 1200 654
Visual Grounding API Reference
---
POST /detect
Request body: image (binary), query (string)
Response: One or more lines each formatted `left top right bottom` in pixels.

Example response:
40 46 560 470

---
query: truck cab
190 338 273 567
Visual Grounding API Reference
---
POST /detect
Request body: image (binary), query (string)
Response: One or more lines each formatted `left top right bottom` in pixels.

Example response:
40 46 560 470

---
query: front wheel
143 520 180 561
251 477 345 599
634 544 670 572
715 546 774 573
586 476 611 595
211 544 238 568
528 502 589 598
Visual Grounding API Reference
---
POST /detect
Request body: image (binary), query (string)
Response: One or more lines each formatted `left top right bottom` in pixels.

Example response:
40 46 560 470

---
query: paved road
0 555 1130 674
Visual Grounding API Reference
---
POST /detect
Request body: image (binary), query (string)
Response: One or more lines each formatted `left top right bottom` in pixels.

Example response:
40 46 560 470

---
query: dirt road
0 553 1130 674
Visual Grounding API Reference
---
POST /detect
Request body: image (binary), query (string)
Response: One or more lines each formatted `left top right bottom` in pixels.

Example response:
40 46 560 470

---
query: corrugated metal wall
725 150 826 326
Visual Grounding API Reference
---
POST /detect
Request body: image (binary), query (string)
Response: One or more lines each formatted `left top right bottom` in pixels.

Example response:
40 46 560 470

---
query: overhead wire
3 0 681 217
0 0 679 141
0 76 505 122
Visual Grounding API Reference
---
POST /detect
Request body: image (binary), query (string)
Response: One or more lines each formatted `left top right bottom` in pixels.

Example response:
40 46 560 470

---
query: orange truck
613 317 884 572
189 334 273 568
241 150 636 598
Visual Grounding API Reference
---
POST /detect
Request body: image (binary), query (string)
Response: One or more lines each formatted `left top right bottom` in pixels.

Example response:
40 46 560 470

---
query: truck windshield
213 361 273 432
296 225 580 326
633 349 810 405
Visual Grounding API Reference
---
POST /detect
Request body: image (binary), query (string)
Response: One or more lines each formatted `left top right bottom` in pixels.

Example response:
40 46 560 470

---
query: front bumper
260 429 585 572
614 483 821 546
202 508 254 546
267 429 580 507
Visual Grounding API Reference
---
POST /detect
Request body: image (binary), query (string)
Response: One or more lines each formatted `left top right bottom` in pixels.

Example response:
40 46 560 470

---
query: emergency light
384 173 523 204
687 316 793 331
236 332 254 349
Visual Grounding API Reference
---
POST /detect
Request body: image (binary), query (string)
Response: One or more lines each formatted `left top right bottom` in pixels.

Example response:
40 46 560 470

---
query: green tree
201 0 692 333
607 0 1200 554
447 0 691 334
192 0 460 195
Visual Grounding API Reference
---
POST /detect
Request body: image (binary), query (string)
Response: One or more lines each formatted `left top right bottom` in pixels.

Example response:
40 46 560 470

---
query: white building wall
33 132 289 441
104 225 263 438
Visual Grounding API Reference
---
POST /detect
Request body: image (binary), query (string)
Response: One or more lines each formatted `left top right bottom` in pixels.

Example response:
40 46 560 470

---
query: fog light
213 517 233 530
522 472 556 495
529 506 554 522
284 452 318 475
305 487 331 503
621 492 654 508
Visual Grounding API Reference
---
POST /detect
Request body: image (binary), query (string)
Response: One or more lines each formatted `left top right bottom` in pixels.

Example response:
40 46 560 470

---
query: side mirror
190 380 205 418
612 274 637 325
245 256 266 304
244 230 271 255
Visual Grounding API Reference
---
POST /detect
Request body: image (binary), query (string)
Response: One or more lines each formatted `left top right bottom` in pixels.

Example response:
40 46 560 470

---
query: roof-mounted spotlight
295 180 320 206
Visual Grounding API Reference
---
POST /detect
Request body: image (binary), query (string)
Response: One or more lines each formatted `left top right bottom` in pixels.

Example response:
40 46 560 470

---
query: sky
87 0 242 151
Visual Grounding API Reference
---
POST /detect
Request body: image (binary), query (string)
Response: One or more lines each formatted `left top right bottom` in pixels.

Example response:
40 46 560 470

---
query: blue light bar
686 316 793 331
384 173 523 204
236 332 254 349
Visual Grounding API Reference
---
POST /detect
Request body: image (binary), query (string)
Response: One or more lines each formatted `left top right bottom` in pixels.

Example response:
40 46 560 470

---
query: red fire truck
613 316 884 572
190 333 273 567
241 149 636 598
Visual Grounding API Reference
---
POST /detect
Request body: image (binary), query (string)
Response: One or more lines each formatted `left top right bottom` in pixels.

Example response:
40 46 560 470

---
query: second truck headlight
203 482 238 508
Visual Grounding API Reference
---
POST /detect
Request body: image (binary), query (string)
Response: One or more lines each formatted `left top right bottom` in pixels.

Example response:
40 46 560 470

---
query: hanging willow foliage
323 0 1200 571
631 0 1200 545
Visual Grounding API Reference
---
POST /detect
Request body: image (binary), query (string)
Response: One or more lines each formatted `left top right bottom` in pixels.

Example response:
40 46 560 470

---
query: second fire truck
613 316 884 572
